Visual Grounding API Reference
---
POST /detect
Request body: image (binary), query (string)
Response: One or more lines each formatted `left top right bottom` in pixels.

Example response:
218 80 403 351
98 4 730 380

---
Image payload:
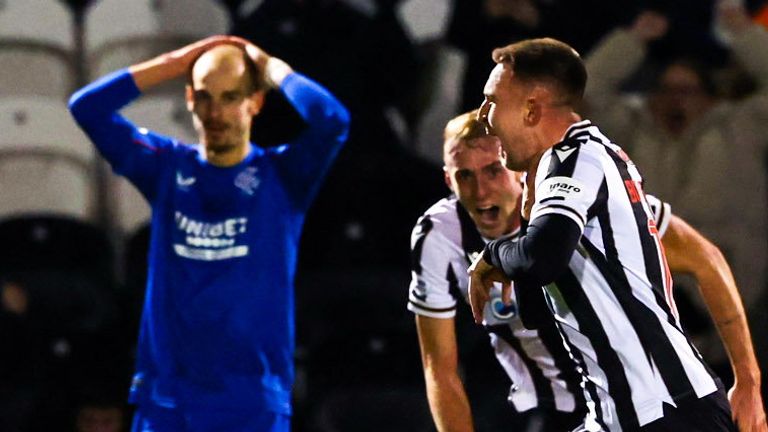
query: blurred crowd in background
1 0 768 430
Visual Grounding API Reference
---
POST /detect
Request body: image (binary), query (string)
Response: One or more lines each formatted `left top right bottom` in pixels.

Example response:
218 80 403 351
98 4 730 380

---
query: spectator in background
446 0 642 112
583 2 768 379
585 3 768 374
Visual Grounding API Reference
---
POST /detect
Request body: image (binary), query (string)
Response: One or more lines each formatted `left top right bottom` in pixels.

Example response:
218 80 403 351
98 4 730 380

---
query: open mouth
476 205 500 222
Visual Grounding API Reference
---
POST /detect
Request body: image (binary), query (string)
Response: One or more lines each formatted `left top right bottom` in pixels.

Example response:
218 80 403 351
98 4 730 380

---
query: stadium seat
0 44 75 99
0 0 73 49
155 0 230 39
86 0 230 84
0 0 75 98
0 97 97 220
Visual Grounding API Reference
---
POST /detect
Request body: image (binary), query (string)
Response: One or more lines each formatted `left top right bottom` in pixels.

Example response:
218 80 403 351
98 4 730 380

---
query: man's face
187 50 263 155
479 63 533 171
445 135 522 239
649 64 712 137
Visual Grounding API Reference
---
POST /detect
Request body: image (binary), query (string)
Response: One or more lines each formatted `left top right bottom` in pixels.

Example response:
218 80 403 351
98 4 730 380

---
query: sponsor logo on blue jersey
173 212 249 261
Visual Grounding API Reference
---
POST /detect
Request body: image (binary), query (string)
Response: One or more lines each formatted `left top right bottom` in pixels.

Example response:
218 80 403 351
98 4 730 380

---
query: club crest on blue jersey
235 167 260 195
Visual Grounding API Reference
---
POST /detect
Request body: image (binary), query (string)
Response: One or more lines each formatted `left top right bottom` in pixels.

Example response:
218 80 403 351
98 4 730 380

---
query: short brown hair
492 38 586 107
443 110 496 165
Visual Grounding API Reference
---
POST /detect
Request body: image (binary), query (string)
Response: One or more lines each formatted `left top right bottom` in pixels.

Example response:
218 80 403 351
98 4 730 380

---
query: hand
468 251 511 324
728 380 768 432
222 36 271 78
630 11 669 43
130 35 261 92
162 35 236 75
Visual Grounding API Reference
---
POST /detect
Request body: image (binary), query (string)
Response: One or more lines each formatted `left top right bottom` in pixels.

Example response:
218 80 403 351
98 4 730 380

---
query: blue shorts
131 403 290 432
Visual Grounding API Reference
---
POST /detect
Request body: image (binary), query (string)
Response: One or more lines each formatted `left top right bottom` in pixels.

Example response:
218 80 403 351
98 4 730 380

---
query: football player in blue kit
70 36 349 431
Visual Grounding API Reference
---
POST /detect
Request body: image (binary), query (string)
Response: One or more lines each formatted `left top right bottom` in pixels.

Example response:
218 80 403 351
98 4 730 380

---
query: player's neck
204 141 252 167
541 111 582 149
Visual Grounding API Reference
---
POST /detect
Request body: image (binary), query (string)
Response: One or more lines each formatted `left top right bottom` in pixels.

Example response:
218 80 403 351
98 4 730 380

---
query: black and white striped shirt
408 197 586 414
527 120 718 430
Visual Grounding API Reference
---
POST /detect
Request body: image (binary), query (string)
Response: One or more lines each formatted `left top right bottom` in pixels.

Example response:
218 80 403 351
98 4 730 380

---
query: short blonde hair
443 110 495 165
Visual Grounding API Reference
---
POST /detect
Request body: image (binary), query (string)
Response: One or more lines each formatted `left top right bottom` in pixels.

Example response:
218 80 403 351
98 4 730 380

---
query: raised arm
416 315 475 432
662 215 767 432
222 37 350 210
717 1 768 91
270 70 350 210
66 38 233 198
129 36 236 92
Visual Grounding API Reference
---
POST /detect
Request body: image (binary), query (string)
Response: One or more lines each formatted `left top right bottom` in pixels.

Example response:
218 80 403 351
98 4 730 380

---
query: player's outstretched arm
415 315 475 432
662 215 767 432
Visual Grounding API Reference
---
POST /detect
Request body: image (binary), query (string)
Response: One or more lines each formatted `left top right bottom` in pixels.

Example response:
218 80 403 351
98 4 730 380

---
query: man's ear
524 97 541 125
185 85 194 112
248 91 266 116
525 85 550 126
525 85 556 125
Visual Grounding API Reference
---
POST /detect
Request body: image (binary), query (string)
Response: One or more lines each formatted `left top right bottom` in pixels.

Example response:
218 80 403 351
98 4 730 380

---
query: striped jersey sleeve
535 121 718 430
529 131 605 232
645 194 672 237
407 198 466 319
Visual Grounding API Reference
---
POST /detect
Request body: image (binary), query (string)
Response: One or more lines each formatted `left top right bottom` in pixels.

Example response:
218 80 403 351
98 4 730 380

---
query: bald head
188 44 262 93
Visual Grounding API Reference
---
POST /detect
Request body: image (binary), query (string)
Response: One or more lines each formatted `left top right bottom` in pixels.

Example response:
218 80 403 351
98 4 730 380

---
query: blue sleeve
483 213 581 286
271 72 350 211
68 69 174 202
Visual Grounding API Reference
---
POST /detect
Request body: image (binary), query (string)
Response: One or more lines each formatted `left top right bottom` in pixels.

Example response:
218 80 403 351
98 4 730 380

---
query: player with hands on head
70 35 350 432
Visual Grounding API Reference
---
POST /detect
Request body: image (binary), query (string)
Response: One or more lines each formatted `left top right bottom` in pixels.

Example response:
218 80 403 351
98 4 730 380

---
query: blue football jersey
70 69 349 417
